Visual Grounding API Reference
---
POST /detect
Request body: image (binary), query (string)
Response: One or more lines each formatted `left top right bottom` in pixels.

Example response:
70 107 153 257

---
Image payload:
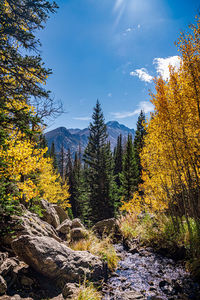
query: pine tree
0 0 57 217
133 110 146 188
65 148 75 216
50 142 58 170
72 152 81 217
59 143 66 181
0 0 58 138
83 100 116 223
121 134 138 201
114 134 123 187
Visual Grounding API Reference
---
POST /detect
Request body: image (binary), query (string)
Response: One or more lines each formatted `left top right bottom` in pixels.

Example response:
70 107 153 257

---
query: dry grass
75 282 101 300
119 213 138 240
70 231 119 271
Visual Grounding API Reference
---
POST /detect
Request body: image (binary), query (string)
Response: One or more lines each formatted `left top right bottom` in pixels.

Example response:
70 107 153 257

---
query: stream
103 244 200 300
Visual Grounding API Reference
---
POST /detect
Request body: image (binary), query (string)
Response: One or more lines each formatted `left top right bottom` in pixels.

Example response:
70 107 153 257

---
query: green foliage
0 181 20 216
121 134 138 201
50 141 58 169
114 134 123 187
83 100 116 224
0 0 58 221
133 110 147 189
59 143 65 181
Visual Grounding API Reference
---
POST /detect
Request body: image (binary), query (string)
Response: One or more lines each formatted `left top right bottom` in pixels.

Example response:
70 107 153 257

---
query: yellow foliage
0 129 70 208
121 192 143 215
122 16 200 216
38 159 70 209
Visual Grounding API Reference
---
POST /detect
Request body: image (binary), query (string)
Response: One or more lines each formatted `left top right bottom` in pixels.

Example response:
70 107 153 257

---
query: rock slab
12 235 105 286
40 199 60 228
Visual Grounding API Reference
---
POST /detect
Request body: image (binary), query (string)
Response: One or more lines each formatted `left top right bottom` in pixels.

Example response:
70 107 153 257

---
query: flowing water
103 245 200 300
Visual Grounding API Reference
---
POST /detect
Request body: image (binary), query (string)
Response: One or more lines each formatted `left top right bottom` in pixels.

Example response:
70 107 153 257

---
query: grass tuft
70 231 119 271
76 282 101 300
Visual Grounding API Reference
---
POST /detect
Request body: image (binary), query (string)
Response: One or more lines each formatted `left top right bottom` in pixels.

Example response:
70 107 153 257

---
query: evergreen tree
76 163 90 224
83 100 116 223
133 110 147 188
59 143 65 181
65 148 75 215
0 0 58 137
114 134 123 187
50 142 58 169
121 134 138 201
71 151 91 220
72 152 81 217
0 0 57 217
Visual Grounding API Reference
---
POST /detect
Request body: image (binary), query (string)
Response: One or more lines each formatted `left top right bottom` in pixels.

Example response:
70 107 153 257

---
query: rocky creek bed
103 244 200 300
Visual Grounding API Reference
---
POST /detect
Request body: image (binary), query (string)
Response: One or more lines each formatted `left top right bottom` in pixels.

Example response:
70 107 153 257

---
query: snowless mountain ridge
45 121 135 156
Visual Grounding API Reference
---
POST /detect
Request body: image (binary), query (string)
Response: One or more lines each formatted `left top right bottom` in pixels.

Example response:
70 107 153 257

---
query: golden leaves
0 129 70 208
123 16 200 215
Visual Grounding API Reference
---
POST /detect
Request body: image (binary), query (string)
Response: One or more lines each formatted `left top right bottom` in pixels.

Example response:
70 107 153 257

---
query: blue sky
38 0 200 130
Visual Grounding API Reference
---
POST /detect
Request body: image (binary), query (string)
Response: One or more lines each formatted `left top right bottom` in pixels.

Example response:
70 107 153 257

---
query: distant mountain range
45 121 135 156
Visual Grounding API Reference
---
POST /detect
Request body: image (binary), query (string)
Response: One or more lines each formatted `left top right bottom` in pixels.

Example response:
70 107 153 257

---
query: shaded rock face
62 283 79 299
53 205 69 224
56 218 88 242
0 210 60 247
0 257 19 278
0 275 7 295
12 235 105 286
56 219 72 235
71 218 85 229
0 252 8 265
0 251 64 300
0 253 30 297
40 199 60 228
70 228 88 241
92 218 121 239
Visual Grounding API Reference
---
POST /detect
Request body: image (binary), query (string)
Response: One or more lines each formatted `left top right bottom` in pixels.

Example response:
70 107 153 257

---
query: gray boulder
12 235 105 286
40 199 60 228
0 209 60 247
71 218 85 229
53 204 69 223
92 218 121 238
56 219 72 235
0 252 8 265
0 275 7 295
62 282 79 299
0 257 19 277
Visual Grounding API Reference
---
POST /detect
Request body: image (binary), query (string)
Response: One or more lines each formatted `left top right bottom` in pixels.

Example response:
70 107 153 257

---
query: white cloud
153 56 181 81
108 93 112 97
123 25 140 36
73 116 91 121
111 101 154 119
130 68 153 83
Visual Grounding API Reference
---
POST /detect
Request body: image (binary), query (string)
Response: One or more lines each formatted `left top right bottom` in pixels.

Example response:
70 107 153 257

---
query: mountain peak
106 121 134 132
106 121 121 128
45 121 135 155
